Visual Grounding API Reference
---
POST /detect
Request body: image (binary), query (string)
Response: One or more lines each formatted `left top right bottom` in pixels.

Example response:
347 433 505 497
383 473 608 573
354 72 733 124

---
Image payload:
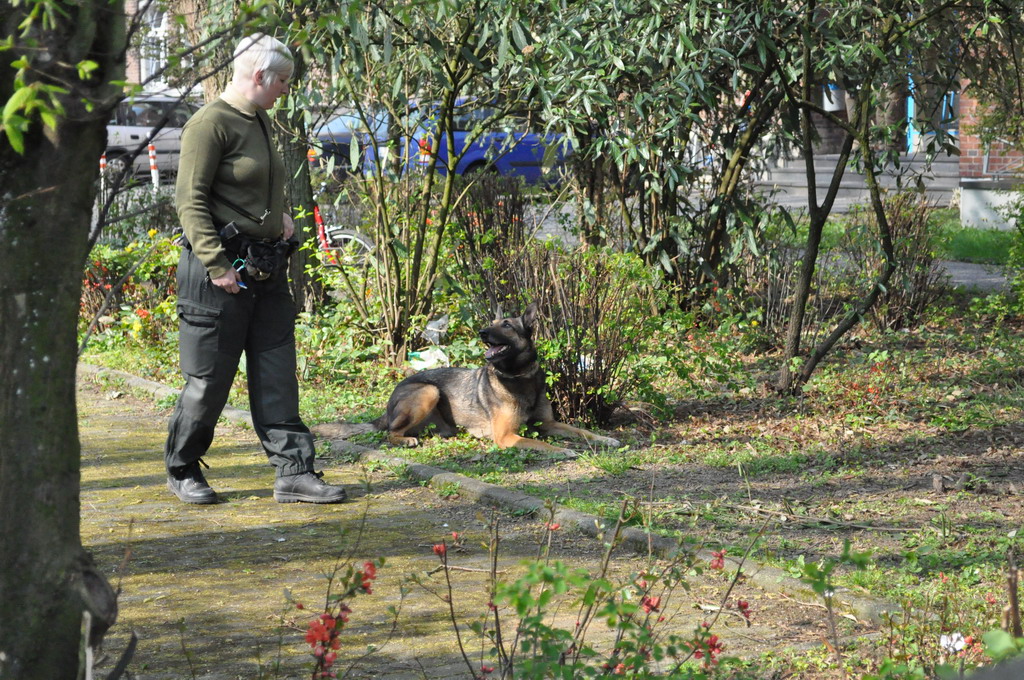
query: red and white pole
417 137 433 166
99 153 107 194
148 144 159 193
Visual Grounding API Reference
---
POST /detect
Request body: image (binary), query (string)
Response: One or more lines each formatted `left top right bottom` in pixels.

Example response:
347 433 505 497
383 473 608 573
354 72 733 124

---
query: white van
105 94 200 178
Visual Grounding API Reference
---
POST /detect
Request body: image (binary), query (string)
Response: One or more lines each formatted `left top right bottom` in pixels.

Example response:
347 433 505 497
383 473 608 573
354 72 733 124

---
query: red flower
480 664 495 674
709 550 726 570
640 596 661 614
693 634 724 665
360 561 376 592
545 522 561 531
433 543 447 557
737 599 750 619
305 621 329 645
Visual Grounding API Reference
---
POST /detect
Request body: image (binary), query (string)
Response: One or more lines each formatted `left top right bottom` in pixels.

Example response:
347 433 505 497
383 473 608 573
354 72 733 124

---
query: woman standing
164 33 346 504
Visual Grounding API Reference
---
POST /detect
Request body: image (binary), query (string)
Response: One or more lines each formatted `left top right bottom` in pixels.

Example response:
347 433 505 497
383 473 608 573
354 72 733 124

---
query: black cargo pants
164 247 315 477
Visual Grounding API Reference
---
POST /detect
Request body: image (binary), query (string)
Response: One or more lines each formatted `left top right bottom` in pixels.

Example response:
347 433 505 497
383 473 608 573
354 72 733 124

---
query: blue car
362 100 571 183
308 110 388 177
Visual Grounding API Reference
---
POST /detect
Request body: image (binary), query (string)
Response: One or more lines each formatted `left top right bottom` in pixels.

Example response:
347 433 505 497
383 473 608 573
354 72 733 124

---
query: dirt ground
499 396 1024 570
79 378 896 680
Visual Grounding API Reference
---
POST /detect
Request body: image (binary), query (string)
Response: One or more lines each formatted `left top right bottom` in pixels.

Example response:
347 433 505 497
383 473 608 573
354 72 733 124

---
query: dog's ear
521 303 538 332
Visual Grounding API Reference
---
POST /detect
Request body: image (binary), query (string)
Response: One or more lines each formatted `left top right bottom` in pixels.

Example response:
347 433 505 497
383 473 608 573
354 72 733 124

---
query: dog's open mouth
484 343 509 360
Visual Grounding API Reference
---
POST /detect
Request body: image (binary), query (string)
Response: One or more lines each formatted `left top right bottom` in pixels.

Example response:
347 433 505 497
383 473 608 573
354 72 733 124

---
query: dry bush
739 192 947 350
842 192 948 332
450 176 665 424
449 174 534 319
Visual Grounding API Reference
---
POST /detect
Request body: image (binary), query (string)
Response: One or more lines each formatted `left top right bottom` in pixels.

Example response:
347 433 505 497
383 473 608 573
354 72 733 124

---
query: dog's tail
311 414 387 440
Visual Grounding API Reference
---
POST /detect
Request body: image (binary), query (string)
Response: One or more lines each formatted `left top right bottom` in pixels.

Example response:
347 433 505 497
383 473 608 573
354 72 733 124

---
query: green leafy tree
958 2 1024 148
296 0 550 364
525 0 794 295
0 1 127 676
772 0 1004 392
527 0 1011 392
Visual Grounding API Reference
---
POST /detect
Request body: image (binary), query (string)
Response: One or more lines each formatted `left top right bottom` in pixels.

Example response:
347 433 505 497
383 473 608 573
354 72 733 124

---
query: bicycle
312 183 375 268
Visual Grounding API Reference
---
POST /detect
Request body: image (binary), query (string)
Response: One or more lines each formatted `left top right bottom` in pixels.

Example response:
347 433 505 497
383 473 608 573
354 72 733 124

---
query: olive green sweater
175 97 286 279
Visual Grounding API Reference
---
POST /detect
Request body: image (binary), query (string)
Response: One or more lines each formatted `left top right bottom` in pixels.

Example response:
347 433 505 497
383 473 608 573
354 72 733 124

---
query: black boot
273 471 347 504
167 460 218 504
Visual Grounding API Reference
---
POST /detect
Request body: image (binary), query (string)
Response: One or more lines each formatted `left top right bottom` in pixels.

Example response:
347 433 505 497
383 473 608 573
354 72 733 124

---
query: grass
772 205 1017 265
935 222 1016 265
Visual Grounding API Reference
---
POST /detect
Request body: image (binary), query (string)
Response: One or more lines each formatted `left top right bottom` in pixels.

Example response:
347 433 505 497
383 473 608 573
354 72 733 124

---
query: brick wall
123 0 142 85
959 93 1024 178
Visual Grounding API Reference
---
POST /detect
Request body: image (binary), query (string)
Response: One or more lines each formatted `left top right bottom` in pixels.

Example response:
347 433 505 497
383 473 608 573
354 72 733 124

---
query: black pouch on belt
244 239 290 280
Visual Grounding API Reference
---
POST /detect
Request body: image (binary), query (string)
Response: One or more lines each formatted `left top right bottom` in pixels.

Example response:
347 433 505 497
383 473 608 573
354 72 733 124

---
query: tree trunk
277 50 322 313
0 3 126 677
168 0 234 103
282 135 319 313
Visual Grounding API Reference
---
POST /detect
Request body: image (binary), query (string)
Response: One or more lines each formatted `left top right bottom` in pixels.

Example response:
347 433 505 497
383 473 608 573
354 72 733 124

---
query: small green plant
433 480 462 499
793 540 872 671
582 450 638 475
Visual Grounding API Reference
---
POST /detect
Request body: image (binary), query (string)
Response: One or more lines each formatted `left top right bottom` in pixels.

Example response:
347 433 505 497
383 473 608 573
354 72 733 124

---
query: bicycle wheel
321 227 375 267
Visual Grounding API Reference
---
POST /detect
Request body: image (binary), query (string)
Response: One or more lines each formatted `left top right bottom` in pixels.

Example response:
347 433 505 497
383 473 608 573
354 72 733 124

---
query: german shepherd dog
375 304 620 454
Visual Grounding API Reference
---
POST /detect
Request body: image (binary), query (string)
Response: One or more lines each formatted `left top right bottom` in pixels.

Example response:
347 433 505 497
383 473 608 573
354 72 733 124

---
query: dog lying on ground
319 304 621 455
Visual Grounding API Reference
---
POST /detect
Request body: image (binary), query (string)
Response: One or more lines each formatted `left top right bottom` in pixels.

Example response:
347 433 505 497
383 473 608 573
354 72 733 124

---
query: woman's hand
211 269 245 294
282 213 295 241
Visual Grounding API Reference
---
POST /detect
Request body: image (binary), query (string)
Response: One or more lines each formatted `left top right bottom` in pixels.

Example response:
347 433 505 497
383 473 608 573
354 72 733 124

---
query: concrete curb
77 362 899 626
77 363 253 427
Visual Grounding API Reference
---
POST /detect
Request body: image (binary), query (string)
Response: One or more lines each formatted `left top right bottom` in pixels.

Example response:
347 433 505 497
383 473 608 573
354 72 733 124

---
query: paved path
78 374 882 679
938 260 1009 292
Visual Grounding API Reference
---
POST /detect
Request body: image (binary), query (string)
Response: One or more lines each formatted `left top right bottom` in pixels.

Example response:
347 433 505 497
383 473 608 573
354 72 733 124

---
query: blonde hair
233 33 293 86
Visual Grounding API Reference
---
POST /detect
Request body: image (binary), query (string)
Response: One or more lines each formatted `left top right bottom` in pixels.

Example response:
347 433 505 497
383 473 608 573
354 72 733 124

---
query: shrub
446 176 673 424
1000 189 1024 312
80 231 180 353
841 192 947 332
739 193 947 351
96 183 179 246
533 244 670 425
449 174 534 320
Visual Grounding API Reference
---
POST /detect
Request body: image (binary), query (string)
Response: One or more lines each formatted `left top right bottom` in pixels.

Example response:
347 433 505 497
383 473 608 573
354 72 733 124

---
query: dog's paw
551 448 578 459
595 436 622 448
